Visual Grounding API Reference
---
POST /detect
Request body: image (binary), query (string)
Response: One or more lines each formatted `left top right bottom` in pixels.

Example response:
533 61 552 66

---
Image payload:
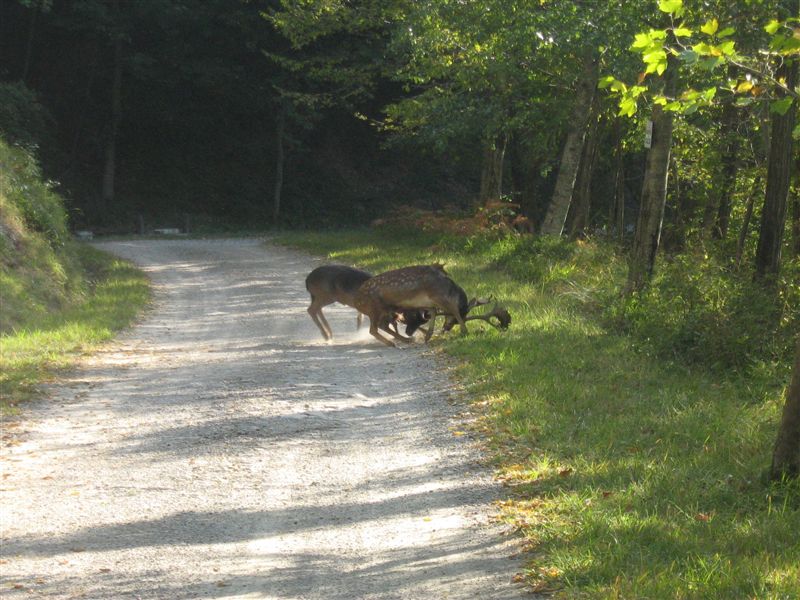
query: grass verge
0 244 150 413
274 228 799 599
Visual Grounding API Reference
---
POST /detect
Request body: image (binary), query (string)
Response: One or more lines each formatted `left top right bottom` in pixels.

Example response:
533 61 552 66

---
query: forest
1 0 799 596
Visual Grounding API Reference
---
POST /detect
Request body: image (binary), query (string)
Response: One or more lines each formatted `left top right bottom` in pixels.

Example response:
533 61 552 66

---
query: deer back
306 265 372 307
358 265 468 316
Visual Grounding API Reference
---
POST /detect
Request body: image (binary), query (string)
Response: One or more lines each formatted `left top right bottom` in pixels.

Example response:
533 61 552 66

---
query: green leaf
679 49 699 64
619 96 637 117
793 122 800 141
703 87 717 101
643 49 667 67
598 75 616 89
717 27 735 38
770 97 794 115
765 19 781 35
673 26 693 37
631 33 653 51
701 19 719 36
693 42 713 55
658 0 683 14
719 40 736 55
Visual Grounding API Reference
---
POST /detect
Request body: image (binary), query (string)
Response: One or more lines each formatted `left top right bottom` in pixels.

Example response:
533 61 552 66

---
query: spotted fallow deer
353 264 511 347
305 265 429 341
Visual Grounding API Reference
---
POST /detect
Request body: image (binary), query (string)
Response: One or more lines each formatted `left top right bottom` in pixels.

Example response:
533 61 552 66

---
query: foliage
275 227 799 599
0 139 83 331
0 81 53 151
611 251 799 373
0 136 150 409
602 0 799 120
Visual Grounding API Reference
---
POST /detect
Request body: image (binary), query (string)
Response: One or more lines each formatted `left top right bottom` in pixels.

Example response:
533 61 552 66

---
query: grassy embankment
0 140 150 413
275 228 799 599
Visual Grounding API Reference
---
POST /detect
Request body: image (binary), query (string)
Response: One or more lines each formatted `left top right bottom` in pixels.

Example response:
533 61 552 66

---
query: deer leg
307 303 332 340
356 312 364 331
369 317 397 347
423 313 438 342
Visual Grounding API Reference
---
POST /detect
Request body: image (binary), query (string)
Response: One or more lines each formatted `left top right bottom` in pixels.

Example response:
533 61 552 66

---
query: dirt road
0 239 525 599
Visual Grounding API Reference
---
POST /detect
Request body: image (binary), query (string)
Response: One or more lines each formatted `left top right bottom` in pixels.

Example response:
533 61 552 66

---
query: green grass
0 244 150 412
274 228 800 599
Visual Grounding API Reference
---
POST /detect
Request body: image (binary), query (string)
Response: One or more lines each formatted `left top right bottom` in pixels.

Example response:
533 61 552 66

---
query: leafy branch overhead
601 0 799 124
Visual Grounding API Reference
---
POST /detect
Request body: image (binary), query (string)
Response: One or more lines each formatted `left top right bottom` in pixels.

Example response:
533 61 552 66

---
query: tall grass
275 228 799 599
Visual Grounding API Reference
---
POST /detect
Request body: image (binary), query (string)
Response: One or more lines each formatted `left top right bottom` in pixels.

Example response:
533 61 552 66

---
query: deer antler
463 303 512 330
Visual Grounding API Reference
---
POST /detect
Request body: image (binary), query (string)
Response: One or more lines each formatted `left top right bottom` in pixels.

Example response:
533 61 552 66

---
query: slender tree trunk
272 104 286 224
568 105 601 238
479 134 507 203
101 6 123 214
509 137 538 218
664 158 688 252
21 0 40 83
612 119 626 242
792 186 799 258
540 52 598 235
770 340 800 480
713 102 740 240
624 61 676 295
754 60 797 283
736 176 761 268
792 154 800 258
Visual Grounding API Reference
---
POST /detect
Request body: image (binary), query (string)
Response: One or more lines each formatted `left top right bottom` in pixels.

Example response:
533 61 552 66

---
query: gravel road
0 238 526 599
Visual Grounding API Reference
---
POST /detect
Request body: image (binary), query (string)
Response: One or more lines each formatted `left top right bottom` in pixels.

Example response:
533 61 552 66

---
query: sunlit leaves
700 18 718 36
765 20 781 35
658 0 683 16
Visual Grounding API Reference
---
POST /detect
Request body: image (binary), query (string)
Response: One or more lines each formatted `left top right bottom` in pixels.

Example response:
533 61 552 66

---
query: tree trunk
611 119 626 242
792 186 799 259
713 101 740 240
21 0 40 83
770 340 800 481
663 158 688 252
540 52 598 235
754 60 797 284
508 137 542 220
735 176 761 268
792 154 799 258
568 104 601 238
624 63 676 295
101 4 123 213
272 104 286 224
479 134 507 203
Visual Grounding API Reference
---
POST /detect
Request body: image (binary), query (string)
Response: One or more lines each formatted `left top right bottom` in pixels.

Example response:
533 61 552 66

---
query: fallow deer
353 265 511 347
305 265 429 341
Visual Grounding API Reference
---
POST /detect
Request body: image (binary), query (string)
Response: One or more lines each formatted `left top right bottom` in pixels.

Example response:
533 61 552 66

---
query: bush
0 82 53 151
609 251 799 373
0 138 71 248
0 137 83 332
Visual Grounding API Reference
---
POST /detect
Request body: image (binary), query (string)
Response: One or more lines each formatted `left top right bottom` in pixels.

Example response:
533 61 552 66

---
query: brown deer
305 265 429 341
353 265 511 347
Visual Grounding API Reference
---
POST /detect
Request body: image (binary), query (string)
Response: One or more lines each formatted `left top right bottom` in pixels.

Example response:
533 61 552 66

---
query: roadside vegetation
0 139 149 413
275 227 799 599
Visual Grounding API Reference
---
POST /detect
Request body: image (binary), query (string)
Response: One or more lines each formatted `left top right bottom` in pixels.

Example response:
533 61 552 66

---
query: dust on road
0 239 526 599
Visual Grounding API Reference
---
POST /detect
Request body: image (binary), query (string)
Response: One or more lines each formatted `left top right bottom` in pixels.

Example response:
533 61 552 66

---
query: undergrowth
0 139 150 412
